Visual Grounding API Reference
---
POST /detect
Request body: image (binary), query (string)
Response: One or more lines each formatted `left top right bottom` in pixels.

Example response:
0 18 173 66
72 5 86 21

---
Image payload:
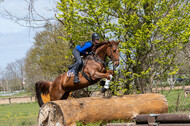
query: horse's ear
116 40 120 45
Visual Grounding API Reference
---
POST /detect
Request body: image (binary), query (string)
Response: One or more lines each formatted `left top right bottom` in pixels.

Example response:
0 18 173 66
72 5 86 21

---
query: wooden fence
0 96 36 104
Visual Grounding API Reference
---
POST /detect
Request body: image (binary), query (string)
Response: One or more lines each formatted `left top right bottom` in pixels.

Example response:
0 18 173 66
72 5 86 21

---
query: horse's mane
92 41 109 52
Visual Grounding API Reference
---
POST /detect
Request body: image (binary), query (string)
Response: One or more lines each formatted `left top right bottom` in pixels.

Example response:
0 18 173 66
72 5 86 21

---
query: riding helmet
92 33 100 41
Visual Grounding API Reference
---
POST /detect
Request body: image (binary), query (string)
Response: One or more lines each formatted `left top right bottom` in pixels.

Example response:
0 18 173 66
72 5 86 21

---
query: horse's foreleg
92 71 113 93
101 70 114 91
92 71 112 80
106 70 114 76
104 75 113 89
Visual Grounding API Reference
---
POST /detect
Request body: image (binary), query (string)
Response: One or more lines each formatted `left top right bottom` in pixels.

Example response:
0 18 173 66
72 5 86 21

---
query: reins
87 57 106 68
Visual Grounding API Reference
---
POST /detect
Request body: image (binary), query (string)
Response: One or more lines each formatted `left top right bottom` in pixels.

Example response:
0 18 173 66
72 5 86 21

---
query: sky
0 0 59 69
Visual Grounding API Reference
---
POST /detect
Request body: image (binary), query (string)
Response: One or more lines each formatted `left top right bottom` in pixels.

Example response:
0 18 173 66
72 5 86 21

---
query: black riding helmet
92 33 100 42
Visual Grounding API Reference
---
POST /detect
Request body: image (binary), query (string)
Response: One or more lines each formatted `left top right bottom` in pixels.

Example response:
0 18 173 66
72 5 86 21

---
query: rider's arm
76 42 92 53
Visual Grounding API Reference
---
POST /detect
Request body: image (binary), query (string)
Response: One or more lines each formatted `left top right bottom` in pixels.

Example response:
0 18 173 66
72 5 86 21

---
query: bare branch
0 0 57 28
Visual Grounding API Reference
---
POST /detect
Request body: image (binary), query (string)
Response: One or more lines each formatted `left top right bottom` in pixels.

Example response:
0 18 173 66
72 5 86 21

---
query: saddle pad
67 68 75 77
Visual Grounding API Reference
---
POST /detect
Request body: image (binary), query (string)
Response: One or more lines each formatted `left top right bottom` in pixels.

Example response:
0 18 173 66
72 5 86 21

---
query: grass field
162 89 190 113
0 102 39 126
0 89 190 126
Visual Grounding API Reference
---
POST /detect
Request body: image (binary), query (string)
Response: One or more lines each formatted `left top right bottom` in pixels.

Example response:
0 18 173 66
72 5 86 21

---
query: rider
71 33 101 83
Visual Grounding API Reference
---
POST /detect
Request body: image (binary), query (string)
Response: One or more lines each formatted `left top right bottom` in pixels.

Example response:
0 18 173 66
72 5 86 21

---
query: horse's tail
35 81 52 107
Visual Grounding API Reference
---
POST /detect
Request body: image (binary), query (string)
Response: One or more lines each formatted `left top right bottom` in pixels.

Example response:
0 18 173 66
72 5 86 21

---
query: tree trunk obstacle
135 113 190 126
38 93 168 126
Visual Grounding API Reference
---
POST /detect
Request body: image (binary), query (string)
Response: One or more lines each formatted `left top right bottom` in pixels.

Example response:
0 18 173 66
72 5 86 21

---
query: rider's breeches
73 48 82 69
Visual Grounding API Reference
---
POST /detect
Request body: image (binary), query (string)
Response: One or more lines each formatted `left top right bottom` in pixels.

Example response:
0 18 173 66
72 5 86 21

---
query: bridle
110 44 119 63
87 42 119 68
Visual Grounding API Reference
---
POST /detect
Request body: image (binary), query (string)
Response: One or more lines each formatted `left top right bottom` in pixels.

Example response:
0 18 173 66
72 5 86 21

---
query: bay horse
35 40 120 107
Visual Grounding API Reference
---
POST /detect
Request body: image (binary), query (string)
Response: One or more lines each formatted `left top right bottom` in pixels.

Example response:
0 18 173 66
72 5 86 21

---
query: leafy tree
57 0 190 94
177 42 190 80
25 23 72 90
114 0 190 93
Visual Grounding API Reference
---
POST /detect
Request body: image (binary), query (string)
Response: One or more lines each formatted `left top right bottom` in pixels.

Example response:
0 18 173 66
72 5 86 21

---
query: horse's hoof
100 87 107 93
99 80 105 86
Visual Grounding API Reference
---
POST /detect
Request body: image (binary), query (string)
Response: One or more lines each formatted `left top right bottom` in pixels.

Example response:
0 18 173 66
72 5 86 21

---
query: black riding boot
67 62 77 70
67 64 73 70
73 65 80 84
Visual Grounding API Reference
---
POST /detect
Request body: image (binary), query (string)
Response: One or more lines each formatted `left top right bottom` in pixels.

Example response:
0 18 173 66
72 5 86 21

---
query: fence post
9 97 11 104
30 96 32 103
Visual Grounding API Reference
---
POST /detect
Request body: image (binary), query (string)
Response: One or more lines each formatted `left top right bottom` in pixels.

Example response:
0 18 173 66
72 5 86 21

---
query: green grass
76 120 126 126
0 102 39 126
161 89 190 113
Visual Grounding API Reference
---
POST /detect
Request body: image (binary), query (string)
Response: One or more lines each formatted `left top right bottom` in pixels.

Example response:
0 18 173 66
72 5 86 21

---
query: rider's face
94 39 100 44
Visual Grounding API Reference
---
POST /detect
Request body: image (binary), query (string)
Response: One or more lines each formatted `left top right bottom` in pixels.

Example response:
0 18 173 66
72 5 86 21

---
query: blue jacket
76 41 93 54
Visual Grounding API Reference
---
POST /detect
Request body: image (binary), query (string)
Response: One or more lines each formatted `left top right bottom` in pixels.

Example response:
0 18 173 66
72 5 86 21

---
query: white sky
0 0 59 69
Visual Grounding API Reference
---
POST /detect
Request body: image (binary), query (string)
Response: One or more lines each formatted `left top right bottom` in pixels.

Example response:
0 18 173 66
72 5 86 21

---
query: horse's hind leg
50 86 66 101
50 92 63 101
61 91 71 100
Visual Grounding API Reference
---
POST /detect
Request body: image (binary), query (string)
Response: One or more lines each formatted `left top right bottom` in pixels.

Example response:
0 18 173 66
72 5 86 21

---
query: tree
177 42 190 81
57 0 190 93
0 67 6 92
0 59 25 92
0 0 58 28
25 23 72 91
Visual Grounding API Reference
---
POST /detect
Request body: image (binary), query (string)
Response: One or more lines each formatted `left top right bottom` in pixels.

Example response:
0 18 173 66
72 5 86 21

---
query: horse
35 40 120 107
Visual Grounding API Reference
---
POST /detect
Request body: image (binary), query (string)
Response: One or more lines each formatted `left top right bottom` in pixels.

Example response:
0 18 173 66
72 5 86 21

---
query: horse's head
106 40 120 67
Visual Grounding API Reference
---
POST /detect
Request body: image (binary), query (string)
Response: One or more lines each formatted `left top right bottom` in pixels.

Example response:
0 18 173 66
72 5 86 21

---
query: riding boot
73 64 80 84
67 62 77 70
67 64 73 70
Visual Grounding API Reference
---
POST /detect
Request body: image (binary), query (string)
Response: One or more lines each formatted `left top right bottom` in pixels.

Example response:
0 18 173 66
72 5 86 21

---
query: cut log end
38 102 65 126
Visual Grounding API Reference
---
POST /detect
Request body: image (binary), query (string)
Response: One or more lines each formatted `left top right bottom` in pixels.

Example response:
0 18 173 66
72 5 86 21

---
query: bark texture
38 93 168 126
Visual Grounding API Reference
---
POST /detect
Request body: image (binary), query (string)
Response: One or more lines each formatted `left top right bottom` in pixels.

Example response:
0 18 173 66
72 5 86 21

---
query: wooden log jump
135 113 190 126
38 93 168 126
